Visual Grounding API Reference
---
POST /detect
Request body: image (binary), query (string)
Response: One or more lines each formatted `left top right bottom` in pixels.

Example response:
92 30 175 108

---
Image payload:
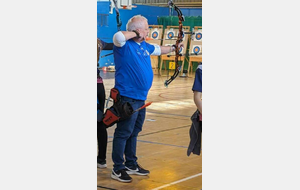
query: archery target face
178 31 186 40
194 29 202 41
196 33 202 40
192 45 202 54
166 31 175 39
179 46 184 54
151 31 159 39
182 30 189 41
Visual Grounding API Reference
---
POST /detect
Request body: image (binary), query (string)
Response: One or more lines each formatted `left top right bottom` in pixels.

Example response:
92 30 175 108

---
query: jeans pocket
121 96 136 105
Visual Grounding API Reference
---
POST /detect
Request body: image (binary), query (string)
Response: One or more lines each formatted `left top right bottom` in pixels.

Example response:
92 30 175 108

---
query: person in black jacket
187 62 202 156
97 38 114 168
192 63 202 116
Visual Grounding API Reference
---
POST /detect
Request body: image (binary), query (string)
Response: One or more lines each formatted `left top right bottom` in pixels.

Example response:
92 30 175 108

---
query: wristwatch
132 30 140 38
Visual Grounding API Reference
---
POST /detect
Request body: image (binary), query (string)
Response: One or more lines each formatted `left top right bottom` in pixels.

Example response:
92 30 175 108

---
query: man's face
137 20 149 41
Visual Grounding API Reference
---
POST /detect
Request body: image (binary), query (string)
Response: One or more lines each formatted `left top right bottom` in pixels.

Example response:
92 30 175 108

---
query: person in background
110 15 184 183
192 62 202 117
97 38 114 168
187 62 202 157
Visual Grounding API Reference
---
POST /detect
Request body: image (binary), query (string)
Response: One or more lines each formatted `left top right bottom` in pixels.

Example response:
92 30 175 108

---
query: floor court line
146 111 191 118
97 185 117 190
107 136 188 148
138 125 190 137
151 173 202 190
136 139 188 148
107 124 190 144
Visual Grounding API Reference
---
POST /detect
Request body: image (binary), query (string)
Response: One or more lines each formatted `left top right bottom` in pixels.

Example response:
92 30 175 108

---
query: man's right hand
134 29 147 41
132 30 141 38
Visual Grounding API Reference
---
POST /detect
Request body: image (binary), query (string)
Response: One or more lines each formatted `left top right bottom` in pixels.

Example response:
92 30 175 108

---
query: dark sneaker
125 164 150 176
111 169 132 183
97 163 107 168
97 160 107 168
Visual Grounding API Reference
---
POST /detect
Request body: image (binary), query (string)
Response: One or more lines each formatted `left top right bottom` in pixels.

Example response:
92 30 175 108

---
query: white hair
126 15 148 31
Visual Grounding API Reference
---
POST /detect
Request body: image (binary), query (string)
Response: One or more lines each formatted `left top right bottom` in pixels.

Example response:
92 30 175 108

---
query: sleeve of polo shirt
192 68 202 92
113 31 126 47
145 43 159 55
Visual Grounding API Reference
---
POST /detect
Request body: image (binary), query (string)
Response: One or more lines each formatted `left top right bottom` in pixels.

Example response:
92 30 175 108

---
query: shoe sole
125 166 149 176
126 171 149 176
111 174 132 183
97 164 107 168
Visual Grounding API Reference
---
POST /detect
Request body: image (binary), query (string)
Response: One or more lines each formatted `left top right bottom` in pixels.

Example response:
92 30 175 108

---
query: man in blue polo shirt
111 15 183 183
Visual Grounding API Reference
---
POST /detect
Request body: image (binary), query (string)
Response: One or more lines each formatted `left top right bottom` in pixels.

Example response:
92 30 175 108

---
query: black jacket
187 110 202 156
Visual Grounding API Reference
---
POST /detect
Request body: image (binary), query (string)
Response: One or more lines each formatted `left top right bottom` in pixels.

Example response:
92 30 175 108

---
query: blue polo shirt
113 39 155 100
192 65 202 92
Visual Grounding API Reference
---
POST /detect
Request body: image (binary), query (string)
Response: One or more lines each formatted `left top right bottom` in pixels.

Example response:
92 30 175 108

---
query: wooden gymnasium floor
98 70 202 190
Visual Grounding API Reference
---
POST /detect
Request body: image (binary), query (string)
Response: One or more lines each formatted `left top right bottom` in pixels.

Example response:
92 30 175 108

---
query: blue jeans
112 96 146 171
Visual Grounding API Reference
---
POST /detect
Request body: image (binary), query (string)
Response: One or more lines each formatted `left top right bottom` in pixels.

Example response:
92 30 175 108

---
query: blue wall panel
97 1 110 14
97 3 202 67
181 8 202 17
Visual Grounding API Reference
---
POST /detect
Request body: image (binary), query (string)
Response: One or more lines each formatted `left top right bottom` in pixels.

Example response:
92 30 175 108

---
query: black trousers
97 82 107 163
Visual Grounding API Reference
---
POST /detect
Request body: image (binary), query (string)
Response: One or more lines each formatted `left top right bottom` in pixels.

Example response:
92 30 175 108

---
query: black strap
132 30 140 38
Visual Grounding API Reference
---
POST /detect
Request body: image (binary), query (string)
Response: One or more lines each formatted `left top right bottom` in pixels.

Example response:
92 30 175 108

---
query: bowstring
166 6 173 83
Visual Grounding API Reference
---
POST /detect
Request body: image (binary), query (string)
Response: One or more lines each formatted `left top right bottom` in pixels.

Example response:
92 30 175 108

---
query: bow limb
101 0 122 58
112 0 122 31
